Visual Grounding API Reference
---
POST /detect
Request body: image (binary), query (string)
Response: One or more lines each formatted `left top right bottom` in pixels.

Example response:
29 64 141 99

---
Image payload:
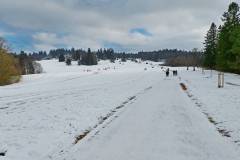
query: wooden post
218 73 220 88
222 73 224 88
218 72 224 88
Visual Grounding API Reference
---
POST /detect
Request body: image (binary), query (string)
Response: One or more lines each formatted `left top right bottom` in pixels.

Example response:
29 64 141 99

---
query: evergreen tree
121 52 127 62
59 54 65 62
86 48 92 65
108 48 115 63
204 23 217 69
66 58 72 65
80 48 98 65
228 26 240 73
217 2 240 70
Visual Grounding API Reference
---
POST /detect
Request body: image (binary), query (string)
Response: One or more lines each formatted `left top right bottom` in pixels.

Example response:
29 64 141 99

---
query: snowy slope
0 60 240 160
0 60 161 160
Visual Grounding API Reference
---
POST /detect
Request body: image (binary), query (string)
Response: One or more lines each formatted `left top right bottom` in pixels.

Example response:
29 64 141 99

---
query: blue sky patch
129 28 153 37
5 33 34 52
0 22 35 52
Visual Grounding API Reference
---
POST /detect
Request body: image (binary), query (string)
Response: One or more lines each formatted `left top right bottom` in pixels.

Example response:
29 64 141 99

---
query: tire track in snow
0 72 147 116
48 86 153 159
179 80 240 146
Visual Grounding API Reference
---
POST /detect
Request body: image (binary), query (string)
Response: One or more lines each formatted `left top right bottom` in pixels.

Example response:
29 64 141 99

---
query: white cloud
33 43 56 52
0 0 231 52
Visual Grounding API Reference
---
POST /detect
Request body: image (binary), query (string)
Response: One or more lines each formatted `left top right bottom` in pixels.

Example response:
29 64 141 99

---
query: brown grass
0 49 21 86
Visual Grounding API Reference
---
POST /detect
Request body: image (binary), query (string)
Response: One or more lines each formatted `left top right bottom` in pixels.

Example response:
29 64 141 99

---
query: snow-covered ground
0 60 240 160
0 60 161 160
180 68 240 146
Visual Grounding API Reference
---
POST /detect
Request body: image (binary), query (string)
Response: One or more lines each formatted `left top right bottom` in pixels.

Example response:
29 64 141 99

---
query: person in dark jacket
166 68 170 77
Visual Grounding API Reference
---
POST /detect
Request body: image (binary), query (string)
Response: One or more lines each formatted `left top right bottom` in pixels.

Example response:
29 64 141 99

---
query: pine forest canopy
203 2 240 73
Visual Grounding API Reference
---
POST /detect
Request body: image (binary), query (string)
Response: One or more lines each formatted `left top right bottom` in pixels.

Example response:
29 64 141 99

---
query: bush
79 48 98 65
59 54 65 62
18 52 36 75
0 49 21 85
66 58 72 65
32 61 43 74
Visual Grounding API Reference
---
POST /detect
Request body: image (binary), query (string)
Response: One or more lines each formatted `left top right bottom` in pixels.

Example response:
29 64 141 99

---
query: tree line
204 2 240 73
27 47 201 64
164 48 203 67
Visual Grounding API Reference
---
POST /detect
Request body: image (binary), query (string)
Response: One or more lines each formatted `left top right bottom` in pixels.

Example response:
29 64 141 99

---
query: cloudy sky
0 0 231 52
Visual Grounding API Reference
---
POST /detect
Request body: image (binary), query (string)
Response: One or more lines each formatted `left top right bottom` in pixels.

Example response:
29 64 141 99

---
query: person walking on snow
166 68 170 77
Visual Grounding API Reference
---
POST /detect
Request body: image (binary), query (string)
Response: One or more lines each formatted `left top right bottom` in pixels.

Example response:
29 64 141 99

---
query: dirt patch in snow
217 129 232 138
74 130 90 144
204 112 232 138
180 83 187 91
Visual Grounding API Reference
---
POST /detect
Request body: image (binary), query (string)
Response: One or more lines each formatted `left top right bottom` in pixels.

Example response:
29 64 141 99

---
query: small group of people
165 68 178 77
173 70 178 76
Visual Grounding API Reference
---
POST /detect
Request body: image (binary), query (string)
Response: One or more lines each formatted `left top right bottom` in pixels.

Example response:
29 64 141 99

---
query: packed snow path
55 77 239 160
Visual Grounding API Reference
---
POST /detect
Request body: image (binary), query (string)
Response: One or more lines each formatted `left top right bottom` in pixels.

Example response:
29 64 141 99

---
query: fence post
218 72 224 88
218 73 220 88
222 73 224 88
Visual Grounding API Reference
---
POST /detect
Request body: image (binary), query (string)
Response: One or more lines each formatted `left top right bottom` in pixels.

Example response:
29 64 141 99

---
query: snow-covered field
0 59 240 160
0 60 161 160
